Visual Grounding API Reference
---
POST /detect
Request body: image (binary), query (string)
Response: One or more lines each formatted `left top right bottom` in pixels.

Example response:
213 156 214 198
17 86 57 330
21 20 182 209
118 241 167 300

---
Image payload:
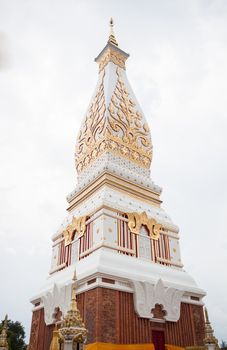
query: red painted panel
152 330 165 350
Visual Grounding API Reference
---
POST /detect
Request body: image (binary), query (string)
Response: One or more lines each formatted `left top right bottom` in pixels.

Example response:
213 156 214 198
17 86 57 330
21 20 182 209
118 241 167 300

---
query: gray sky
0 0 227 343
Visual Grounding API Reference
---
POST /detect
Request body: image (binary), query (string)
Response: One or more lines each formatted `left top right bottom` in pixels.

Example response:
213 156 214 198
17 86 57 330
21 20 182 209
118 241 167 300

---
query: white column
207 345 216 350
138 226 151 261
63 340 73 350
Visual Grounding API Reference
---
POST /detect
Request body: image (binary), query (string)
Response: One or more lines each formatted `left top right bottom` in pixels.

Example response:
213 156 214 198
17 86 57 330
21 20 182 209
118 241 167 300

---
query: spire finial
58 270 88 344
71 270 78 311
205 307 210 323
49 324 60 350
3 315 8 325
108 18 118 47
204 308 219 349
0 314 9 348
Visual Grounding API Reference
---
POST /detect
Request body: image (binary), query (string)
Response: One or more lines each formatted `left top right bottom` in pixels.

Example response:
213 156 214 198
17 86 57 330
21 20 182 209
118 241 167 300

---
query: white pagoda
29 20 206 350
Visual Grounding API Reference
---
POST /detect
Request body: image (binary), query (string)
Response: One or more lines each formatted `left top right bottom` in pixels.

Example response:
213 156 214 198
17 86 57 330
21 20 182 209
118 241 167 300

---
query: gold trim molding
126 212 162 240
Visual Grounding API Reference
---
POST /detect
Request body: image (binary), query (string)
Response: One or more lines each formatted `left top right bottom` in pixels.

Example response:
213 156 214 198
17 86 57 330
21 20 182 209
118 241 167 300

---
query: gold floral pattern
107 68 152 151
75 70 106 163
75 67 152 173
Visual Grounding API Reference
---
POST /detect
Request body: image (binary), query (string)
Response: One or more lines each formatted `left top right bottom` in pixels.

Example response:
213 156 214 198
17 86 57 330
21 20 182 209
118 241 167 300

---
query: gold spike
71 270 78 311
205 307 210 323
204 308 219 349
108 18 118 47
3 315 8 327
58 271 88 343
49 324 60 350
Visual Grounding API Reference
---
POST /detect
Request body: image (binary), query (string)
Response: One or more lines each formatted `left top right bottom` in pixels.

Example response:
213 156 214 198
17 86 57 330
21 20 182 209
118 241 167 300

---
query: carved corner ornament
63 216 87 246
126 211 162 240
42 283 72 326
132 279 184 322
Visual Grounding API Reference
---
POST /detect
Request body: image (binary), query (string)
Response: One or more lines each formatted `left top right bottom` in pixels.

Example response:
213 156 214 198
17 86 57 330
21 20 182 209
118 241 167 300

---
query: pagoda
0 315 8 350
29 20 207 350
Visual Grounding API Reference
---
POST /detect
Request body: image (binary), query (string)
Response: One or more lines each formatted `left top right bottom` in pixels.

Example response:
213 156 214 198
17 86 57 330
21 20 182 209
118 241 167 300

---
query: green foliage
0 319 27 350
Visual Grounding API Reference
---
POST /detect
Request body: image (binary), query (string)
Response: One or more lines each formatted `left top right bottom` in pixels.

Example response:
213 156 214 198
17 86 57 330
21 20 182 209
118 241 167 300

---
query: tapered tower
29 21 206 350
0 315 8 350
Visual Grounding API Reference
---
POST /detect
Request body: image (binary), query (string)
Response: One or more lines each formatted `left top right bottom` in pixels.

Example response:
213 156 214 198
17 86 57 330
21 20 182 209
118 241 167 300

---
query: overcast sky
0 0 227 343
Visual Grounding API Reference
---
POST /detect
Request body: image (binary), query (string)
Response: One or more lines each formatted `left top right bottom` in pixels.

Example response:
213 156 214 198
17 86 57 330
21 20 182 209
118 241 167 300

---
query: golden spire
59 271 87 343
205 307 210 323
70 270 78 311
108 18 118 47
49 324 60 350
0 315 8 349
204 308 219 349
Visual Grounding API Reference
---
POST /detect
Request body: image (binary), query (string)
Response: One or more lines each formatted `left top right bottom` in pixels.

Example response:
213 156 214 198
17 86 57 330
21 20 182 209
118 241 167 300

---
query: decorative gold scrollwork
75 66 152 174
63 216 87 246
126 212 162 240
98 48 127 72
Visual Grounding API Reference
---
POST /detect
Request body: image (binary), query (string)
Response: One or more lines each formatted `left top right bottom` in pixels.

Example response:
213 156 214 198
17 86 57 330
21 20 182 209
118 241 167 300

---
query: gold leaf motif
75 66 152 173
75 70 106 160
126 212 162 240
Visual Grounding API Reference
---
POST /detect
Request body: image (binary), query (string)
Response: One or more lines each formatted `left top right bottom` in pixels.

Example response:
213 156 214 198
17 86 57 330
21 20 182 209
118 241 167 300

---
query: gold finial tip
205 307 210 323
4 315 8 325
108 17 118 47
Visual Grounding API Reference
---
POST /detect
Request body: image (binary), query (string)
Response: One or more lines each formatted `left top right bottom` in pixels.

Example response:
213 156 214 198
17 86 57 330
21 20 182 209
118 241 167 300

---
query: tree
0 319 27 350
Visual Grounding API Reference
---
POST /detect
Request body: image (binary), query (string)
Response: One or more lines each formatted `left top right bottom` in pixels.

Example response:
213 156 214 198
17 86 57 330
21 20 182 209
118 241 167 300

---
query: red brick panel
29 287 205 349
191 304 205 346
29 309 54 350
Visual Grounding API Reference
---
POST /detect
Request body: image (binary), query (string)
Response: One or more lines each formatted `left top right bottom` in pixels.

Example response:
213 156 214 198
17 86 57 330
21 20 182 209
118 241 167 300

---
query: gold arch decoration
126 212 162 240
63 216 87 246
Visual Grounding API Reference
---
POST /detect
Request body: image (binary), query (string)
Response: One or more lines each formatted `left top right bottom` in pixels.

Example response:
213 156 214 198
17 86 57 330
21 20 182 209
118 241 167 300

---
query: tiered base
29 288 205 350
